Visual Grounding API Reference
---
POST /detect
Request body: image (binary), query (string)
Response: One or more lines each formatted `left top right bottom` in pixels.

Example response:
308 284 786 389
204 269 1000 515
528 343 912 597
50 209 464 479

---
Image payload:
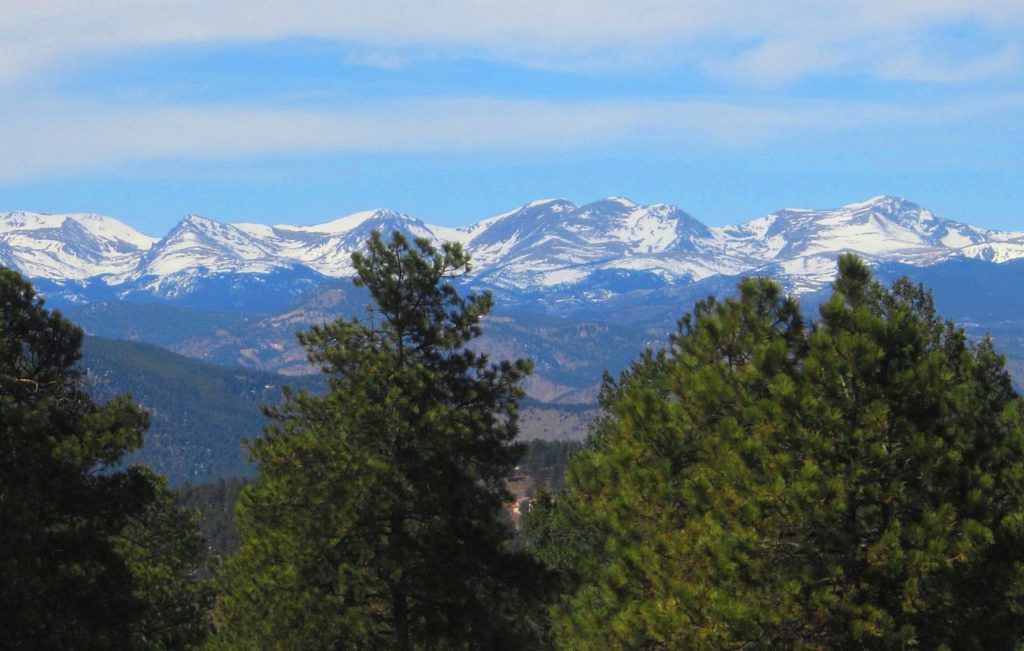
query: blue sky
0 2 1022 234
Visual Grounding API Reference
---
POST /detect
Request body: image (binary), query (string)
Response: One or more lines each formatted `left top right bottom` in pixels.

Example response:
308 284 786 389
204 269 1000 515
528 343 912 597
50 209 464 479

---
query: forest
4 232 1024 649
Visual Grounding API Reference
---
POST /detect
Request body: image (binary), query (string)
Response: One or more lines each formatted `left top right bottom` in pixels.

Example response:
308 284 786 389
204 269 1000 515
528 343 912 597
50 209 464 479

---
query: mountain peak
302 208 410 235
842 195 918 212
576 196 637 211
178 213 225 229
523 198 569 209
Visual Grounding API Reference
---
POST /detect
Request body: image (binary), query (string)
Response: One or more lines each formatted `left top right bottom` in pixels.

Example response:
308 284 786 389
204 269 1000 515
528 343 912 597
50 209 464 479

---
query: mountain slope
80 335 318 483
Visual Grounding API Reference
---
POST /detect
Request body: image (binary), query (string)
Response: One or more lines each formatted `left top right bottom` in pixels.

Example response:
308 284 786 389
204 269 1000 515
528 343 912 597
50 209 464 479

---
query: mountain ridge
4 195 1023 305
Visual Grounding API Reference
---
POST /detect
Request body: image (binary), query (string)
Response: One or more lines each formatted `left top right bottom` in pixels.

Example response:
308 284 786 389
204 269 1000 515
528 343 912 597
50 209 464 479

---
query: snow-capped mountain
116 214 325 305
136 214 283 277
722 196 987 261
4 196 1023 306
234 208 460 277
465 197 745 290
0 211 156 280
717 196 1006 292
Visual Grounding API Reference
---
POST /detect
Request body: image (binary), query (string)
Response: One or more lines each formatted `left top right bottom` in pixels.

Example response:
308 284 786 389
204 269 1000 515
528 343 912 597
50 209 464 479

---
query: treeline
5 236 1024 649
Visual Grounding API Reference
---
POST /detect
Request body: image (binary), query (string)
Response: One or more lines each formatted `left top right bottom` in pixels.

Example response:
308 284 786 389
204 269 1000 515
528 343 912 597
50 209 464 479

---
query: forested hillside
80 336 591 483
80 336 320 483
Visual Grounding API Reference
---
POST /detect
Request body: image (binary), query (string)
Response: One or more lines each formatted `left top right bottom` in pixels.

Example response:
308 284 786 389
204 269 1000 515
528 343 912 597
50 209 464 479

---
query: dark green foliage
539 256 1024 649
175 439 579 570
177 478 249 560
521 486 599 589
518 439 583 492
0 267 209 649
82 336 320 483
116 470 214 649
213 232 553 649
174 440 579 570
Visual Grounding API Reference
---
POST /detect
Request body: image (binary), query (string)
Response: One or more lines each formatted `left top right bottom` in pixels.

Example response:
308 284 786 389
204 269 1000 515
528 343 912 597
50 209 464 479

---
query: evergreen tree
538 256 1024 649
176 477 249 560
213 232 550 649
0 267 209 649
117 470 213 649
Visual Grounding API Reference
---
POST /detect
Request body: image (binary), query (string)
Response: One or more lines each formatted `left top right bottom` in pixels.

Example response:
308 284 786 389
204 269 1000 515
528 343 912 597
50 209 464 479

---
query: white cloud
0 2 1020 182
708 39 855 86
0 94 1020 181
0 1 1021 84
880 44 1023 83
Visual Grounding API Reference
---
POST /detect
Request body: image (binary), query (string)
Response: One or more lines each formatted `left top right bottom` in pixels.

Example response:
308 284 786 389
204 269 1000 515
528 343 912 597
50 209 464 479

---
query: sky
0 1 1022 235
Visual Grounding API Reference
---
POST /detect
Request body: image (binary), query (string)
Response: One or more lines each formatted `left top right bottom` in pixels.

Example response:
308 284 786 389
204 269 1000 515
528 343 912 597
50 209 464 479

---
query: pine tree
0 267 209 649
538 256 1024 649
213 231 550 649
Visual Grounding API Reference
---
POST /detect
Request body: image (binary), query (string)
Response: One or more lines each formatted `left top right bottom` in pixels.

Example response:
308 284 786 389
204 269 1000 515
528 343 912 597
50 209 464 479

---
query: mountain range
5 195 1024 312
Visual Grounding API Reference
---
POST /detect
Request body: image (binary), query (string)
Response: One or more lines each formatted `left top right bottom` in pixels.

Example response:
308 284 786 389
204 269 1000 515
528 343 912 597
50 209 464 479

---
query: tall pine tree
536 256 1024 649
213 231 550 649
0 267 209 649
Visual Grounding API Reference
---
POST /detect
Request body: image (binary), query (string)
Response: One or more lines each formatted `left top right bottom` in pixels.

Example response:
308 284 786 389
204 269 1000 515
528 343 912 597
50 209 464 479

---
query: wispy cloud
0 2 1021 188
1 94 1020 181
1 1 1022 84
880 44 1023 83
